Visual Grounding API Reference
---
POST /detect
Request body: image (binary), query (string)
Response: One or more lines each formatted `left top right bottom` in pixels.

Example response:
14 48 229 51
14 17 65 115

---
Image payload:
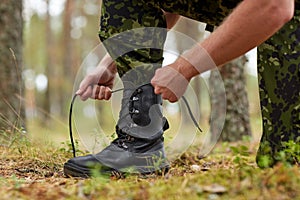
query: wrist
181 44 217 74
175 57 199 81
107 61 117 74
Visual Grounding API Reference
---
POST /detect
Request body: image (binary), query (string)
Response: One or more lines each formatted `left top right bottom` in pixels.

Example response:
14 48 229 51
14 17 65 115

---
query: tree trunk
57 0 74 117
210 55 252 142
41 0 53 125
0 0 25 132
173 17 205 125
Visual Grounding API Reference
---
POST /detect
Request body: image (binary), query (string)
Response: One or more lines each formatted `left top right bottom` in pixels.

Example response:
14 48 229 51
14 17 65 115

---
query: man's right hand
76 54 117 101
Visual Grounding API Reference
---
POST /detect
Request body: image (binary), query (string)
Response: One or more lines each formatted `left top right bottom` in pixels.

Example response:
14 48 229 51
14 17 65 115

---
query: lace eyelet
130 109 139 114
132 96 139 101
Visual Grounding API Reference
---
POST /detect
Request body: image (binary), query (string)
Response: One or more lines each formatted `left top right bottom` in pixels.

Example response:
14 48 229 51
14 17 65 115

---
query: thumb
76 76 94 95
153 85 162 95
76 86 86 95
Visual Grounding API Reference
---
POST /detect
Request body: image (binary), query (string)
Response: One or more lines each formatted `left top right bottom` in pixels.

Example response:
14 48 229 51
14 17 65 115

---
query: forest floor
0 132 299 200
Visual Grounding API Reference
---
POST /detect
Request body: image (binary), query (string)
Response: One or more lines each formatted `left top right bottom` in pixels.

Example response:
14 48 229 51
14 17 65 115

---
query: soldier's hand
151 64 190 103
76 62 117 101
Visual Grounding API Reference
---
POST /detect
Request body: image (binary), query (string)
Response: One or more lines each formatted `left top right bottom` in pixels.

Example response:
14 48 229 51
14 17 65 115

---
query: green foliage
0 175 26 190
230 144 255 181
257 138 300 168
1 133 300 199
89 164 112 184
59 139 85 157
257 155 273 168
275 138 300 166
230 144 250 167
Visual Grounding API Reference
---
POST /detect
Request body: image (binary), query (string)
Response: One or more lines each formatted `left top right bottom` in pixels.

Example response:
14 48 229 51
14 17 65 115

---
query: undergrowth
0 132 299 200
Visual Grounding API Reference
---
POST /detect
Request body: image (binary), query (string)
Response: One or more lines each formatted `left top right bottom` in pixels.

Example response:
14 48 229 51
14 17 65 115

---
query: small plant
230 145 250 165
0 128 28 149
59 139 85 157
89 163 112 183
257 137 299 168
230 144 254 180
7 175 26 189
275 137 300 166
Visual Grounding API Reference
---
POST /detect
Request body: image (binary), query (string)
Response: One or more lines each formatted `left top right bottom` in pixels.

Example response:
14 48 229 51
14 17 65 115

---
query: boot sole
64 161 170 178
64 162 92 178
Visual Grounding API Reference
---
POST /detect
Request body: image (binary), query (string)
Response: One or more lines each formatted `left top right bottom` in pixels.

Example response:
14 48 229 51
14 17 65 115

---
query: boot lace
112 127 136 150
69 85 202 157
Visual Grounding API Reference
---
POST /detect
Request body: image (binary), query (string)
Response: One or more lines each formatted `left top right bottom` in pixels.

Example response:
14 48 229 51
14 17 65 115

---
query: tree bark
57 0 74 117
210 55 252 142
41 0 53 124
0 0 25 131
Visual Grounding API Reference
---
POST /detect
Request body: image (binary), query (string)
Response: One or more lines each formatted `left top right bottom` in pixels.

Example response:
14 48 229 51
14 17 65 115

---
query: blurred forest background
1 0 261 150
23 0 105 144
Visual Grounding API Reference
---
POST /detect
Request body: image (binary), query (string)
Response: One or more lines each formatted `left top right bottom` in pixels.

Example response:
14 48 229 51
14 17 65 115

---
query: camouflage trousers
99 0 299 166
256 10 300 167
99 0 240 80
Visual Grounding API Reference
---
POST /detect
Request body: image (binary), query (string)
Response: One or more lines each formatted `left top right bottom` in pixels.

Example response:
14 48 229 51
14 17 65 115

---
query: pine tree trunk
210 56 252 142
58 0 74 117
41 0 52 125
0 0 25 131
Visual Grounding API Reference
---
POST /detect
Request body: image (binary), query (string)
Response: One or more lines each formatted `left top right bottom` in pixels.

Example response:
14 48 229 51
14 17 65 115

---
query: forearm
180 0 294 78
204 0 294 65
92 53 117 76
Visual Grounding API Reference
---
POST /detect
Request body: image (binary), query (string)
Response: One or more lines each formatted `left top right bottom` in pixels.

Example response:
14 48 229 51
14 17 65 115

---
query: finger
104 87 112 100
80 85 93 101
153 85 163 95
76 76 93 95
161 90 178 103
168 95 178 103
95 85 111 100
98 85 106 100
92 85 101 100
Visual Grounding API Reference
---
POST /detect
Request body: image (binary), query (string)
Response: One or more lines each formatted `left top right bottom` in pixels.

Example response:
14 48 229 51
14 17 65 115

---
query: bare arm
152 0 294 102
178 0 294 78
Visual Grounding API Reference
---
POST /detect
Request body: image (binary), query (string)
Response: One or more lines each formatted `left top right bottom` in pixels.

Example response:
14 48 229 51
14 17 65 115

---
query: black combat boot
64 83 169 177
